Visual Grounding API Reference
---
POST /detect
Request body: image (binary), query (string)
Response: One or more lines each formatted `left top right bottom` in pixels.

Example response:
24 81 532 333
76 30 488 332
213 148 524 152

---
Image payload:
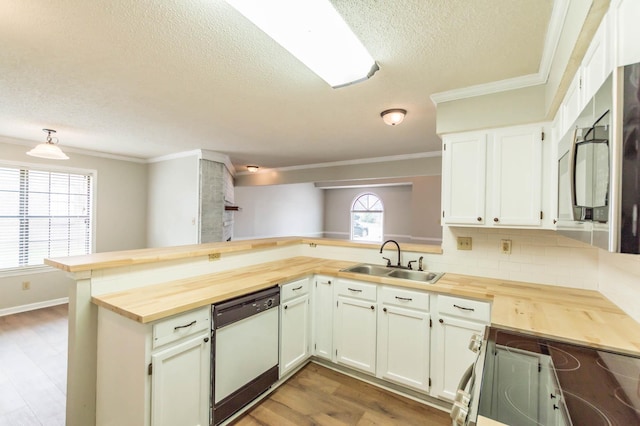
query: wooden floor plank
234 363 451 426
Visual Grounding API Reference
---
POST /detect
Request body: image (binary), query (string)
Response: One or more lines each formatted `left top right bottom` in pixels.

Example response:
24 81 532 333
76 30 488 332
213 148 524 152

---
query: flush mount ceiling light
224 0 378 88
381 109 407 126
246 165 259 173
26 129 69 160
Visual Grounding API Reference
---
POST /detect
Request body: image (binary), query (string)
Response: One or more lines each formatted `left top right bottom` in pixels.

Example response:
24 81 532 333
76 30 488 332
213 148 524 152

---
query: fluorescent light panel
225 0 378 88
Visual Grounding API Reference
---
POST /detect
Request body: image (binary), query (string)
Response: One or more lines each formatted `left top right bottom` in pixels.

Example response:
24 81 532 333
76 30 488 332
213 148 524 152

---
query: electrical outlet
501 239 512 254
22 281 31 290
457 237 472 250
208 253 221 261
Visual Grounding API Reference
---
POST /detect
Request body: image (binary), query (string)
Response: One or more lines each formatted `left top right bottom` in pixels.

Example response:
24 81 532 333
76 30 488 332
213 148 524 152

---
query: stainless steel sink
387 269 442 283
345 264 395 276
341 263 443 284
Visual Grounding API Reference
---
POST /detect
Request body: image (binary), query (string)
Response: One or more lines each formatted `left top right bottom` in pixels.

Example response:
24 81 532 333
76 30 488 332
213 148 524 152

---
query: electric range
476 327 640 426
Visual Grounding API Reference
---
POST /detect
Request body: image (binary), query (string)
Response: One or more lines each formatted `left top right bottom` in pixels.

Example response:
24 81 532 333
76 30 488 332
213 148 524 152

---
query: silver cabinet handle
174 320 196 331
347 288 362 292
395 296 413 302
454 304 474 312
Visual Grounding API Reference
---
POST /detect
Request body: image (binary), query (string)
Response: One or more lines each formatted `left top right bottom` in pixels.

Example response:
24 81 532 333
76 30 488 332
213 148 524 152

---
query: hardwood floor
0 306 451 426
0 304 68 426
234 363 452 426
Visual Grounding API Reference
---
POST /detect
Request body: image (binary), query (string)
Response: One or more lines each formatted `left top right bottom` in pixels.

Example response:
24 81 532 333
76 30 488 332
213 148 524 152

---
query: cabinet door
313 276 334 360
442 132 487 225
491 126 543 226
432 316 484 401
377 305 430 392
335 296 377 374
562 71 584 135
615 0 640 67
582 13 611 103
150 332 210 426
280 294 310 377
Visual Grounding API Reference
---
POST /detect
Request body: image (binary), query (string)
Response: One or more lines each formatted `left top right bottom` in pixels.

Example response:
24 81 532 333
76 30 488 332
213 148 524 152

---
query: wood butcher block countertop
90 255 640 356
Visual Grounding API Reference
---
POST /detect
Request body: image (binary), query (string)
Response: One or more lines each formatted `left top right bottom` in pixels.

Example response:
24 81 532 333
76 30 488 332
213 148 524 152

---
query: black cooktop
479 328 640 426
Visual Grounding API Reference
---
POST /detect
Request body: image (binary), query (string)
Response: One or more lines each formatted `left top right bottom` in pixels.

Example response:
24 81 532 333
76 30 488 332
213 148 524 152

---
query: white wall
323 177 443 244
233 183 324 239
0 138 148 313
147 154 199 247
598 251 640 322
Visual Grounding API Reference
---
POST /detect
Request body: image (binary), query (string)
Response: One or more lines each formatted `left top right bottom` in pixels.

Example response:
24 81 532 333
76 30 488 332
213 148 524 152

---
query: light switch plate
457 237 472 250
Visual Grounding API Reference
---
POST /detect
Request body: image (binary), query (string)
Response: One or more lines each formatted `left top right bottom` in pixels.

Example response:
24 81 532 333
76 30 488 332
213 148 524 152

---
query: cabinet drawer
336 279 377 302
437 295 490 323
380 286 429 311
281 278 310 302
153 306 210 349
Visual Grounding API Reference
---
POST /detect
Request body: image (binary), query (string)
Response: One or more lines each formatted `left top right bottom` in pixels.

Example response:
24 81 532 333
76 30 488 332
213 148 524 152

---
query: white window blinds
0 165 93 270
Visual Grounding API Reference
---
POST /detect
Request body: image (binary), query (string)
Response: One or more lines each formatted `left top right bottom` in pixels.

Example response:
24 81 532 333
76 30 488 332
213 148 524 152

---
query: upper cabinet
559 12 612 138
442 124 546 228
614 0 640 67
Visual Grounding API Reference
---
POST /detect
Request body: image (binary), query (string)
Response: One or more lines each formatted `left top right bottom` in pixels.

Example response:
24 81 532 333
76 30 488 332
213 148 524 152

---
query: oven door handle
456 363 474 393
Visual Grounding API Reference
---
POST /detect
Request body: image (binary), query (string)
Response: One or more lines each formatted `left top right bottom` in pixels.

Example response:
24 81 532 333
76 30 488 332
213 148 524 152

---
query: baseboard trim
0 297 69 317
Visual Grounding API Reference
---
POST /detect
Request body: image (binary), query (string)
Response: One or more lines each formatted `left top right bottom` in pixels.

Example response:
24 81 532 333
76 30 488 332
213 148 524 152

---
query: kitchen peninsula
46 237 640 426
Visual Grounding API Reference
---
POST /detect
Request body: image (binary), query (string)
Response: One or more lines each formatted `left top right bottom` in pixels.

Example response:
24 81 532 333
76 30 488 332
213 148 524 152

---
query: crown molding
430 0 569 105
148 149 235 175
235 151 442 176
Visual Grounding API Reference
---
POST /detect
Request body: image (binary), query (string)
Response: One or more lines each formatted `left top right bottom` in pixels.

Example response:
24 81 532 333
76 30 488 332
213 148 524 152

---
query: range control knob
468 334 482 353
266 299 273 308
450 401 469 425
455 389 471 406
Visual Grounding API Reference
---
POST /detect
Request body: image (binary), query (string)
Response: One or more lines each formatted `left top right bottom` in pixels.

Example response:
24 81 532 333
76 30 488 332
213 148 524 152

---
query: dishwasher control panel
212 286 280 329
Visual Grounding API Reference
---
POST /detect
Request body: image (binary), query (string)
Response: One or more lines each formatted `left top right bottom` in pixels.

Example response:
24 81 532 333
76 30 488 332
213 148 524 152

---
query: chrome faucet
379 239 402 267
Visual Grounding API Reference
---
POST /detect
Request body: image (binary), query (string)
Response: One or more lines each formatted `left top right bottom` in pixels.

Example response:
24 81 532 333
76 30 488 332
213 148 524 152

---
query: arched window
350 193 383 242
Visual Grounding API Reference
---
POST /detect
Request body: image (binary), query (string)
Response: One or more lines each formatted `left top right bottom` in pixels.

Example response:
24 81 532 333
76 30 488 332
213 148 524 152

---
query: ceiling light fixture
224 0 378 88
380 109 407 126
26 129 69 160
246 165 259 173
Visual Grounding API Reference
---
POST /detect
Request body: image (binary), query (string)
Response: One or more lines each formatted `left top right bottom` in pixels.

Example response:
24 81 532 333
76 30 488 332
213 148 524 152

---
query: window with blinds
0 165 93 270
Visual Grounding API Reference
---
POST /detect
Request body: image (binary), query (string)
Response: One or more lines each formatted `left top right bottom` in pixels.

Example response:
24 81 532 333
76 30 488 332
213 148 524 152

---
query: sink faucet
379 240 402 268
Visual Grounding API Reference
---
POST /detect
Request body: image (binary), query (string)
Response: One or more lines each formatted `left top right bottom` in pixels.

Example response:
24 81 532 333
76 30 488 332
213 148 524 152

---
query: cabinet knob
439 318 444 324
371 305 375 310
204 337 209 343
553 219 558 224
477 217 482 222
493 217 499 223
284 305 288 310
383 307 387 313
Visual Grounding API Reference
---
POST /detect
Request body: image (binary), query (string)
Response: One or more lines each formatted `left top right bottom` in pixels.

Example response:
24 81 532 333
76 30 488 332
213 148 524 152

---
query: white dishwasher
211 286 280 425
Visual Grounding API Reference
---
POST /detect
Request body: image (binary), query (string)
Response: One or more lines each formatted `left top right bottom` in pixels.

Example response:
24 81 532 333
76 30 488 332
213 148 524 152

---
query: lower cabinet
313 275 334 361
279 278 311 377
334 279 377 374
150 332 211 426
431 295 490 401
377 286 431 392
96 306 211 426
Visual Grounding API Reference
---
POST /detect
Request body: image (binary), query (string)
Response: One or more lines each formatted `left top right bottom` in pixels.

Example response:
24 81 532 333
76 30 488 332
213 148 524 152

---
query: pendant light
27 129 69 160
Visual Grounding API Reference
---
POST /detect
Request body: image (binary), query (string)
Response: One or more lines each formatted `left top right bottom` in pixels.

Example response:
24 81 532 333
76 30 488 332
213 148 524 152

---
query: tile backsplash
437 227 600 290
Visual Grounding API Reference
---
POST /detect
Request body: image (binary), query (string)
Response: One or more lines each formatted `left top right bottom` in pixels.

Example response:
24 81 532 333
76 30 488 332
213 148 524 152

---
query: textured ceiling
0 0 553 169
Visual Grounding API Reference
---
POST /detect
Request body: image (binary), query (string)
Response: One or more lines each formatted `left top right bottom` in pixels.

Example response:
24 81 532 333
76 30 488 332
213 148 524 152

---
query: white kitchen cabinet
279 278 311 377
334 279 377 374
150 332 210 426
312 275 334 361
491 125 543 226
442 124 545 228
96 306 211 426
431 295 490 401
442 131 487 225
377 286 431 392
614 0 640 67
